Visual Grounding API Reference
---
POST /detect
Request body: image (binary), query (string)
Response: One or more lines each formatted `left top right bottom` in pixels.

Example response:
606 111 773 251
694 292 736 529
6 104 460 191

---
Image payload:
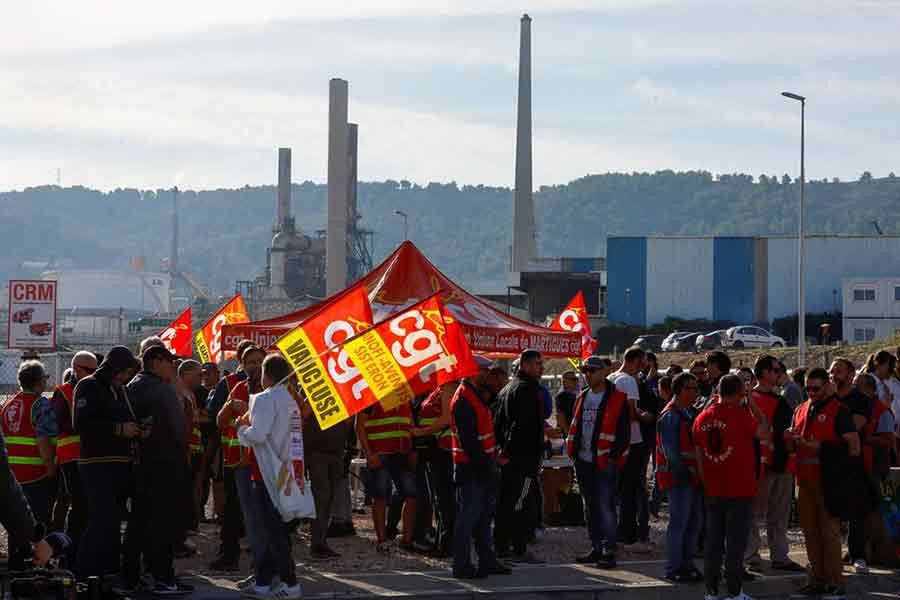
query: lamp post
782 91 806 366
394 210 409 241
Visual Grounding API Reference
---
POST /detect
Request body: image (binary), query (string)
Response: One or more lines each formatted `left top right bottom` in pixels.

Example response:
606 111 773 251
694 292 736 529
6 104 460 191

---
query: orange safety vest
654 400 699 491
221 374 247 468
792 398 841 483
1 392 49 484
566 386 630 470
450 381 496 464
55 383 81 465
862 399 889 474
751 389 779 471
419 388 452 452
364 403 412 456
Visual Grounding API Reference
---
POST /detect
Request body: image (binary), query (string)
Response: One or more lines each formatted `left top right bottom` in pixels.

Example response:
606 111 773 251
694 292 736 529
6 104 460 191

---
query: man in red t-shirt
693 374 768 600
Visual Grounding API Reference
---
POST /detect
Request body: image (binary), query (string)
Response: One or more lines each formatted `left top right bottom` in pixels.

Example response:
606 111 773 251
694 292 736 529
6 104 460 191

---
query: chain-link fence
0 351 74 403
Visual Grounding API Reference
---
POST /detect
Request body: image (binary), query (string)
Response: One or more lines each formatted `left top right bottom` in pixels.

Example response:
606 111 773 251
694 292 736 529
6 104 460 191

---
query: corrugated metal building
608 235 900 327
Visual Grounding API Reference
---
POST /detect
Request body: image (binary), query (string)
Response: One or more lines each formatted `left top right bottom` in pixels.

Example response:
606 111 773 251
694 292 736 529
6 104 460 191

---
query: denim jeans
575 460 619 556
665 483 703 577
234 466 263 563
705 497 753 597
453 477 497 572
249 480 297 587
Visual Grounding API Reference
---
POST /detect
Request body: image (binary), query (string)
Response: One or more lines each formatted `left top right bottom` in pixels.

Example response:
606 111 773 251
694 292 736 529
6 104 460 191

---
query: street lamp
394 210 409 241
782 91 806 366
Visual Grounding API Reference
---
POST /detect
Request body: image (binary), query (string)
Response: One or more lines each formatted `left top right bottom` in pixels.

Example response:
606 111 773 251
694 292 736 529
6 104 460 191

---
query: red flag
158 307 192 358
195 294 249 364
433 307 478 385
550 291 596 360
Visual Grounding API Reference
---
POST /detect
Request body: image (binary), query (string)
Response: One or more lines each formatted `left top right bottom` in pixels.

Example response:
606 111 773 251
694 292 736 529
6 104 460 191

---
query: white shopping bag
255 437 316 522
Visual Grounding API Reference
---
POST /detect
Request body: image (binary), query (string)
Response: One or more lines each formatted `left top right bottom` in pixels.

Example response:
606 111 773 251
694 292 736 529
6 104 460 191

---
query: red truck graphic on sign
12 308 34 323
29 323 52 336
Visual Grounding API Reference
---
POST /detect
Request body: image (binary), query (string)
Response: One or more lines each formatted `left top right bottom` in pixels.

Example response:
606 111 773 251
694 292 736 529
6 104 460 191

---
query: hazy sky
2 0 899 192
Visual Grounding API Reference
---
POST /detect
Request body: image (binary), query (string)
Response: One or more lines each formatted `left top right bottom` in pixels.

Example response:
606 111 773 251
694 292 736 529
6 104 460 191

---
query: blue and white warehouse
607 235 900 327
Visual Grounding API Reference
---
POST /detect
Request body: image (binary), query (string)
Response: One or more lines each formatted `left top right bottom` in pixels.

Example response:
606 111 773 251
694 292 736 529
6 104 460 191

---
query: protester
201 362 220 392
703 351 732 404
207 340 260 571
52 351 98 557
494 349 545 563
1 360 59 569
123 344 193 594
449 356 511 579
73 346 142 579
656 372 703 583
413 382 457 557
778 360 803 411
649 375 674 518
635 354 661 548
694 374 768 600
178 360 206 537
199 361 220 524
554 370 579 436
871 350 900 413
357 400 417 553
745 355 801 572
611 346 653 552
568 356 630 569
236 354 303 600
690 360 710 398
787 368 860 599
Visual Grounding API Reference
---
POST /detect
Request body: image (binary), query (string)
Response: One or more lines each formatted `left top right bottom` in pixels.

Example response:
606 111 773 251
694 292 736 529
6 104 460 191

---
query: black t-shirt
554 390 577 427
809 396 856 437
837 388 872 423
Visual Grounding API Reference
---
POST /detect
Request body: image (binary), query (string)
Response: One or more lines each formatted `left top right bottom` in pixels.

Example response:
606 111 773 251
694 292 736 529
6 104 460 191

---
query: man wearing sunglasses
53 351 98 557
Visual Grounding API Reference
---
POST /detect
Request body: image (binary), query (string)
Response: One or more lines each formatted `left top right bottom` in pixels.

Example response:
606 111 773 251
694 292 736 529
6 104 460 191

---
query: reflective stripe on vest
450 381 496 464
1 392 48 483
419 387 453 451
222 375 247 468
365 405 412 455
190 427 203 453
566 387 630 470
55 383 81 464
654 401 698 492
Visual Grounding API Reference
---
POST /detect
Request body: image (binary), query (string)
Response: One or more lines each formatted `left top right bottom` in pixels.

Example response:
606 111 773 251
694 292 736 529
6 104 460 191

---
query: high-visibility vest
222 374 247 468
1 392 48 483
862 398 889 474
450 381 496 465
566 386 630 470
792 398 841 483
654 400 699 491
364 404 412 456
419 387 452 451
55 383 81 465
751 389 779 471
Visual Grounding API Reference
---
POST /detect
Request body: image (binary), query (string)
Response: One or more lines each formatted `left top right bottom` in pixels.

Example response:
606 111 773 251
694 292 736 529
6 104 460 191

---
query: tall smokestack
512 13 536 273
347 123 358 222
277 148 291 230
326 78 350 295
170 186 179 277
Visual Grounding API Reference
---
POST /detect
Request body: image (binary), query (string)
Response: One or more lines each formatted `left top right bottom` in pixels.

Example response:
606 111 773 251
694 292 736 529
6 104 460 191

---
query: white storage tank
41 269 171 314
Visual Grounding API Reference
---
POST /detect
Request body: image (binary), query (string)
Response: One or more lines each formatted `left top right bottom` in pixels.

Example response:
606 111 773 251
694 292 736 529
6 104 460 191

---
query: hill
1 171 898 295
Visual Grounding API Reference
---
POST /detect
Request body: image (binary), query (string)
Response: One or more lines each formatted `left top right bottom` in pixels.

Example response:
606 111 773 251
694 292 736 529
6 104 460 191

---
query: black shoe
152 582 194 596
741 570 757 582
208 557 239 571
477 561 512 577
576 550 604 565
790 583 828 598
327 521 356 538
452 567 487 580
665 572 692 584
684 568 704 583
310 545 341 559
596 555 617 570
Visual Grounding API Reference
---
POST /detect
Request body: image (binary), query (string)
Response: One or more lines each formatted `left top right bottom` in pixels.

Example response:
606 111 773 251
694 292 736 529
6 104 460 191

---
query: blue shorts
364 453 417 500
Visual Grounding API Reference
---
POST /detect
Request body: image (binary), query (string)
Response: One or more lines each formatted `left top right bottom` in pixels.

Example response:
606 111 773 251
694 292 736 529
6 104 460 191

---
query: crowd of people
2 336 900 600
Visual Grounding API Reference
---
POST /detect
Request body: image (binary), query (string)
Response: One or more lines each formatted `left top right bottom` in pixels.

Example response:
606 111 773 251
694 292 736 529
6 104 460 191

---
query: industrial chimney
170 187 179 277
347 123 359 223
277 147 292 231
326 78 350 295
511 13 536 273
268 148 292 299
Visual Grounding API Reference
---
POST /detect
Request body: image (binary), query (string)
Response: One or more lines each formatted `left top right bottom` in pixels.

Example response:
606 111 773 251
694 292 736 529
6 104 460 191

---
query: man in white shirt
611 347 654 551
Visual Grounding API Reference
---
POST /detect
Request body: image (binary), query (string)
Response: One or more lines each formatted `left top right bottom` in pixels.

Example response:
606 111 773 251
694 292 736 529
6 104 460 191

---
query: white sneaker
237 575 256 591
241 585 271 600
852 558 869 574
724 593 754 600
704 594 722 600
268 582 303 599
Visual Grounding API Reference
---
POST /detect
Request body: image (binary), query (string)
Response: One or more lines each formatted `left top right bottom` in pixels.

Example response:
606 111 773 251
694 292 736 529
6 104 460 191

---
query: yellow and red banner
158 307 192 358
276 287 375 430
195 294 249 364
550 291 596 360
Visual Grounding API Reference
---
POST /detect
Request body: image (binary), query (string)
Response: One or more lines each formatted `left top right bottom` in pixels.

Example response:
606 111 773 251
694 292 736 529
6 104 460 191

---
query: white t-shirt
611 371 642 445
883 377 900 432
578 390 606 462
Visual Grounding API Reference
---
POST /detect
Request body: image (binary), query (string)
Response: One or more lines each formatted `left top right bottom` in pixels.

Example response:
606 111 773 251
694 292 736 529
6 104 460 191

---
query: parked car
29 323 52 336
12 308 34 323
725 326 786 349
662 331 701 352
695 330 728 351
632 334 664 352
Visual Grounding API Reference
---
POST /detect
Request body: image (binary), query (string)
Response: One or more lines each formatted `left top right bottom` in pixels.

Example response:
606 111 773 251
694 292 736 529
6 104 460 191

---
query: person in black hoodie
493 349 545 563
122 345 193 595
73 346 142 579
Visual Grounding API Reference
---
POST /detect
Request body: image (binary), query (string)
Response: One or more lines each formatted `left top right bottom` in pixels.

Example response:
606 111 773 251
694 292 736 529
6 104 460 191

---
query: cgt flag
195 294 249 364
158 307 192 358
550 291 596 360
276 287 376 430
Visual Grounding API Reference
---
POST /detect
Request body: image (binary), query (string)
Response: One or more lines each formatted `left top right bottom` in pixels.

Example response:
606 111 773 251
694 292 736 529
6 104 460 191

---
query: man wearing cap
123 345 193 594
567 356 631 569
73 346 142 579
450 355 512 579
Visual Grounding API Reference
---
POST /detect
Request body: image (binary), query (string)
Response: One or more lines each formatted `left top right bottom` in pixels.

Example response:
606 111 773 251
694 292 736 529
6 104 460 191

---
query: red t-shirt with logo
692 401 759 498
